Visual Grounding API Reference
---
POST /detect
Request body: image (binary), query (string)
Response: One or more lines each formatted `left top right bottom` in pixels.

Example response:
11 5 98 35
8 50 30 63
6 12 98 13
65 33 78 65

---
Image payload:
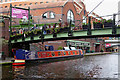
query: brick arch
62 1 80 25
42 11 56 19
66 9 75 22
30 7 62 24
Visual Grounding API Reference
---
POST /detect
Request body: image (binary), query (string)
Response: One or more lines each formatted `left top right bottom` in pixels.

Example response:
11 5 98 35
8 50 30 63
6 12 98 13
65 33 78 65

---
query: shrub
91 50 95 53
106 19 112 23
57 46 63 50
100 48 104 52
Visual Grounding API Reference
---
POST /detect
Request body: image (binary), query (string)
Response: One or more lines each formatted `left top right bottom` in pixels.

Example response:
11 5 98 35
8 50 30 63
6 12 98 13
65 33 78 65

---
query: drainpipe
61 6 64 23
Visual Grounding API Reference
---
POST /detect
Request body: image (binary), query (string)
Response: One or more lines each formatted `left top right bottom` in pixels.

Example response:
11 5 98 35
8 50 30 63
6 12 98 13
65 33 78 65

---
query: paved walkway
84 52 112 56
0 57 14 65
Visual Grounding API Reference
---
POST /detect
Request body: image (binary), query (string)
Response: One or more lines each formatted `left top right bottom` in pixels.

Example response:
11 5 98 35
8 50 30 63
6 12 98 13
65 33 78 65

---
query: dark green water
1 53 119 80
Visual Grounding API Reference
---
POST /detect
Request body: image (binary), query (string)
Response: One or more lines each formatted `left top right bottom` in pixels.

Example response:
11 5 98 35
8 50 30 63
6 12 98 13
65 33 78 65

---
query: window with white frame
42 12 48 19
67 10 74 23
42 12 55 19
50 12 55 18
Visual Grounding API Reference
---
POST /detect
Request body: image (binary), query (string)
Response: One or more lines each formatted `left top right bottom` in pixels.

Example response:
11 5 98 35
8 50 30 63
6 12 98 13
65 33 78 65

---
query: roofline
0 6 63 13
0 1 28 4
31 6 63 10
63 0 69 7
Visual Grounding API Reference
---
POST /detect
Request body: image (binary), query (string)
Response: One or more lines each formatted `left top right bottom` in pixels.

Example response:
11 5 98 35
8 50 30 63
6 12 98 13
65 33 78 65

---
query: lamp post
68 20 73 36
9 4 12 57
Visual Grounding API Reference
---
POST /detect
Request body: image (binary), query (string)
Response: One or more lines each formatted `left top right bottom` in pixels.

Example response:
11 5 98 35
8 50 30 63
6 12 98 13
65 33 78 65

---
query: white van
70 47 76 50
63 47 76 50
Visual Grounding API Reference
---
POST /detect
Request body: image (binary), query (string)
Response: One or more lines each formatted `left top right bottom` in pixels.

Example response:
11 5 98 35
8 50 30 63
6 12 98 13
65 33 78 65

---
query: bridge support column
31 32 34 40
112 14 116 35
24 43 30 50
87 17 91 35
28 7 30 30
41 24 45 44
68 20 73 36
53 23 57 37
9 4 12 57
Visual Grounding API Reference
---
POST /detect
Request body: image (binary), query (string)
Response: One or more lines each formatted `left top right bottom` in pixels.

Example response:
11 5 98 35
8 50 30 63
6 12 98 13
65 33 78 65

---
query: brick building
39 38 106 52
0 15 9 57
0 0 88 26
0 0 106 57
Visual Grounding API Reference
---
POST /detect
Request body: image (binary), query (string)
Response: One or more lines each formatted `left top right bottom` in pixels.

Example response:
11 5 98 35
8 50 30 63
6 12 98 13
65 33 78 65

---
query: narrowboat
12 46 84 66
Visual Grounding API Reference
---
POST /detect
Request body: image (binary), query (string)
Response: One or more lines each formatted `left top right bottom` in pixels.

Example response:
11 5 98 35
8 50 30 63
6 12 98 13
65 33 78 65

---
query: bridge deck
11 27 120 44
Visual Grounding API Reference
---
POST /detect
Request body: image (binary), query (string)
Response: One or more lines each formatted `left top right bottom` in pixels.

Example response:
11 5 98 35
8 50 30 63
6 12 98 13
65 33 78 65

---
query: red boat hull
12 59 25 66
12 62 25 66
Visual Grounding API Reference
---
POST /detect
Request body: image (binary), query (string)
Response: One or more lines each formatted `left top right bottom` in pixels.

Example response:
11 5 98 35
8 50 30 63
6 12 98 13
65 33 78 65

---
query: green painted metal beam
73 31 87 36
92 28 112 35
11 28 120 44
117 28 120 34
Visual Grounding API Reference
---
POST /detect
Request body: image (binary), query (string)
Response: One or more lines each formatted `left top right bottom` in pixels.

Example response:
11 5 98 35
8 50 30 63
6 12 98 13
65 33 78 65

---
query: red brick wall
3 18 9 40
0 18 9 57
40 39 106 52
39 40 67 50
62 2 79 25
31 7 62 24
62 1 86 26
2 44 9 57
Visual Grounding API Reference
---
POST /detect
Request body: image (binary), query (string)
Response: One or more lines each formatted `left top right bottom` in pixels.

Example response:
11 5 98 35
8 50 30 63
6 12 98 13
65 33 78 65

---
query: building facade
0 0 107 57
39 38 106 53
0 0 102 26
0 15 9 57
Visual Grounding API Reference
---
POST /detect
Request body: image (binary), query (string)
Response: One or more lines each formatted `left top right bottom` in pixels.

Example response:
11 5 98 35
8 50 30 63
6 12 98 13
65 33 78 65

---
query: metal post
9 4 12 57
28 7 30 30
69 20 72 31
112 14 116 35
53 23 57 37
10 4 12 35
41 25 45 44
87 17 91 35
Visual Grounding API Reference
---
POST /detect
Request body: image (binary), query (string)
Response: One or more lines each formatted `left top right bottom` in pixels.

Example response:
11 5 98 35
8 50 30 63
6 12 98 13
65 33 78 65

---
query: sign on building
105 43 111 48
12 8 28 19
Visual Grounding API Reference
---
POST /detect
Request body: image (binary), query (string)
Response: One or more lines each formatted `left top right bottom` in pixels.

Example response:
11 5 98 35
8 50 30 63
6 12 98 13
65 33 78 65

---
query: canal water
1 53 119 80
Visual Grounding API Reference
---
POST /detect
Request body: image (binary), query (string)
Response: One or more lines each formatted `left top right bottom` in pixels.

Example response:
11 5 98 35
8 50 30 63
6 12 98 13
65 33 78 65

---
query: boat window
39 53 41 57
52 52 55 56
68 51 71 55
58 52 61 56
47 53 50 56
64 52 66 55
30 3 32 5
73 51 75 55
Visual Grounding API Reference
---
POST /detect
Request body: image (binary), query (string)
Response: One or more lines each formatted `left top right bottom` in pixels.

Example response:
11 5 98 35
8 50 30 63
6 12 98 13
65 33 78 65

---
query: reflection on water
12 66 25 79
1 53 119 79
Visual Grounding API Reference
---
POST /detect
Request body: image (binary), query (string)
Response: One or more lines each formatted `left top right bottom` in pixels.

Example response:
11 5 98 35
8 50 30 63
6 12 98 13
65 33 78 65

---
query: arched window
42 12 55 19
42 12 48 19
19 4 22 6
29 3 32 5
5 6 7 8
67 10 74 23
35 2 37 5
50 12 55 18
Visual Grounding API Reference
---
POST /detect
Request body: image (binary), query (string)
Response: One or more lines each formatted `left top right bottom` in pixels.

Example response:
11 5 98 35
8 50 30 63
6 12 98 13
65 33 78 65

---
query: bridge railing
10 14 119 42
